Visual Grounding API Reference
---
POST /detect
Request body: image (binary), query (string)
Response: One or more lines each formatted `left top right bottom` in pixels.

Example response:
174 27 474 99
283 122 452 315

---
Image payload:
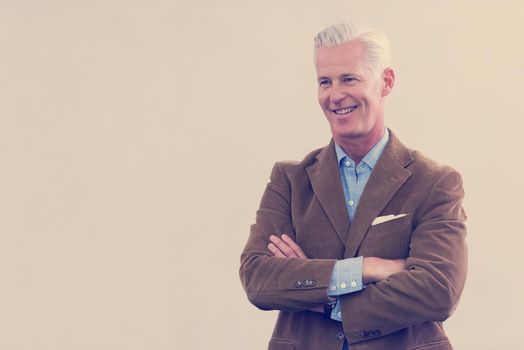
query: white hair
314 22 392 76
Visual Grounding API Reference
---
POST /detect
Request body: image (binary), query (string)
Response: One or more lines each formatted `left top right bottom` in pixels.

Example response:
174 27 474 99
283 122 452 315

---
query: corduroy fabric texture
240 130 467 350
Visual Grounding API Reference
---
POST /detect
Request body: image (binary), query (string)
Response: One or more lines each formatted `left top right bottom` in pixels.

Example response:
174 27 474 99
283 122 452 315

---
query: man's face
315 41 394 146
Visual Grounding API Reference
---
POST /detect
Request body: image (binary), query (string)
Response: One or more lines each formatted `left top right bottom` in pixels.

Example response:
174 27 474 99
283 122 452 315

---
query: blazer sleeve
239 162 337 311
341 168 468 344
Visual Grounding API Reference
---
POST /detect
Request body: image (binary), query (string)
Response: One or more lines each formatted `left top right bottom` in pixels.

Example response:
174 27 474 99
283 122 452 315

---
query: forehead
315 41 367 76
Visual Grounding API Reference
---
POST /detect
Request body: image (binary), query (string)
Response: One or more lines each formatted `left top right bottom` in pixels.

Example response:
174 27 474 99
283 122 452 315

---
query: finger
396 259 408 270
387 259 406 275
269 235 297 258
281 234 308 258
268 243 286 258
269 235 299 258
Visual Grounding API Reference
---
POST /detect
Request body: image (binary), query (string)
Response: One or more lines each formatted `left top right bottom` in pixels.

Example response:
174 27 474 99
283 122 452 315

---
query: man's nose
329 87 346 104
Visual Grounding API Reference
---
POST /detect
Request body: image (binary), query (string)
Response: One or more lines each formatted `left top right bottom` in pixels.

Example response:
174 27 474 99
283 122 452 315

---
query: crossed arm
268 234 407 314
268 234 406 284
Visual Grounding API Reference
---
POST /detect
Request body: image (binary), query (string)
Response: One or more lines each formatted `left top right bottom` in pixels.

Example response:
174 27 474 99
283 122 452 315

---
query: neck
336 126 386 165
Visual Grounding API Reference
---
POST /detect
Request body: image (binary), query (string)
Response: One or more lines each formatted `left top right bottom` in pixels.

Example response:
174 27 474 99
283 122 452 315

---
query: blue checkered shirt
327 130 390 348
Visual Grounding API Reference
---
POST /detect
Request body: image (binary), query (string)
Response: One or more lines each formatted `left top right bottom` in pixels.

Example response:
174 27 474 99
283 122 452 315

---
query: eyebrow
340 73 359 79
317 73 360 81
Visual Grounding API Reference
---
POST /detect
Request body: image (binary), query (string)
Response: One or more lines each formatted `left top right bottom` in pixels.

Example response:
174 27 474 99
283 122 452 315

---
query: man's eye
343 77 356 83
319 80 331 86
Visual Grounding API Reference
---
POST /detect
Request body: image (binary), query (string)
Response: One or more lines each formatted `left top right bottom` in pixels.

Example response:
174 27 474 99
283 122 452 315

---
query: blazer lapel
344 130 415 258
307 139 350 244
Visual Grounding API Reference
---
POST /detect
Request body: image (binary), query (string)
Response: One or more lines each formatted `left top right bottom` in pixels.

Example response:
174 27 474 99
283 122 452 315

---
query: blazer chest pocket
357 214 412 259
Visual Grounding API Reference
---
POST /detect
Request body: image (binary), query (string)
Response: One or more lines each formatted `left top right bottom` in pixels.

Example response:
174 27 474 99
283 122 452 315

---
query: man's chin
332 131 365 143
330 124 363 138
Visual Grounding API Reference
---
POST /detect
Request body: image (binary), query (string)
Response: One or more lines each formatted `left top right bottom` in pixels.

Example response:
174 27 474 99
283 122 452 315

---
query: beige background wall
1 0 523 349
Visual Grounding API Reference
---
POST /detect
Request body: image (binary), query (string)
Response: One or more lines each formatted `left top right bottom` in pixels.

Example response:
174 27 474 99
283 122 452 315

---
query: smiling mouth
332 105 358 115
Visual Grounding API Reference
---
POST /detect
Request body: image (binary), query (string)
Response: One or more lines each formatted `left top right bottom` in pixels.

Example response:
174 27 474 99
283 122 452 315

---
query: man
239 22 467 350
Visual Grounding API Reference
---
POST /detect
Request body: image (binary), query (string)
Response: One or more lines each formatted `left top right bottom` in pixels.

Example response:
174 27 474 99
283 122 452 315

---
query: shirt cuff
327 256 363 297
330 299 342 321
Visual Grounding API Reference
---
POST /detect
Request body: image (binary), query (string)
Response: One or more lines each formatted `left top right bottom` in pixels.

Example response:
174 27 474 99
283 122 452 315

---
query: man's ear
381 68 395 97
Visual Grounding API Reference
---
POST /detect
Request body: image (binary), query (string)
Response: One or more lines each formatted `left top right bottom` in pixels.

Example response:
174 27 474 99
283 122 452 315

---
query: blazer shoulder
409 149 463 185
272 145 326 177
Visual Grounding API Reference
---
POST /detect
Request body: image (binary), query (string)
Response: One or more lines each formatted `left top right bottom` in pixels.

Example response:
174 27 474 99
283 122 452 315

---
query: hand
267 234 324 314
268 234 308 259
363 257 407 284
268 235 325 314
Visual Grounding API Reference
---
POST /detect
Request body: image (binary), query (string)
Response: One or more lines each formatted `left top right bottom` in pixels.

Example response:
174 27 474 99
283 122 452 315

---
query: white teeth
334 106 357 115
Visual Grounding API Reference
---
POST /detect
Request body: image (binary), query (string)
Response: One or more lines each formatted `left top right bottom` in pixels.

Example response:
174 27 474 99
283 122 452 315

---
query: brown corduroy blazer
239 130 467 350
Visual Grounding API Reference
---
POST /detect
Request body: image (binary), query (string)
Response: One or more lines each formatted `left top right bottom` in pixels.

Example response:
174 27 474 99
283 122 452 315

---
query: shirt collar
334 128 390 169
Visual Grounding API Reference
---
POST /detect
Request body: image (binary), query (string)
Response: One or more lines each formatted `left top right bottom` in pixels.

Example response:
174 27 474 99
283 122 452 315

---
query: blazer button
304 279 314 287
336 332 345 340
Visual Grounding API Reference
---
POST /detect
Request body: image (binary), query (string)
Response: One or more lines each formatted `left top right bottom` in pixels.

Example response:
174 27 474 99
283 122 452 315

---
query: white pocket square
371 214 407 226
